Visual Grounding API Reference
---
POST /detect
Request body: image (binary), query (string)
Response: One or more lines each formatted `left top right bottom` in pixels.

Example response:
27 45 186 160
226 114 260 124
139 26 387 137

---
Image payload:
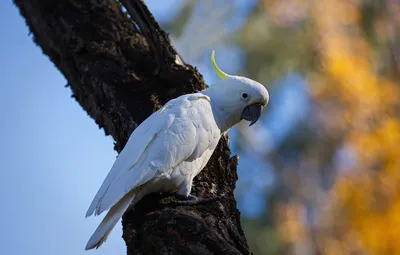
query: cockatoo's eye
241 92 249 100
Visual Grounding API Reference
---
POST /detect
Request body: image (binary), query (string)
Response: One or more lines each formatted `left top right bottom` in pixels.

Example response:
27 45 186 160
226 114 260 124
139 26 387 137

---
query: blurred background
1 0 400 254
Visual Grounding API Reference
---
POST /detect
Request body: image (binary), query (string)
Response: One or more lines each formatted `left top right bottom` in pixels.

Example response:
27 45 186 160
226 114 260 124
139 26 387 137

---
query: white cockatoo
85 51 269 250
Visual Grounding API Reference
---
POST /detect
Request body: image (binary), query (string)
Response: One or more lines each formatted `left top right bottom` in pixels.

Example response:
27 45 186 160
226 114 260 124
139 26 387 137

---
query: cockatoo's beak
241 103 263 126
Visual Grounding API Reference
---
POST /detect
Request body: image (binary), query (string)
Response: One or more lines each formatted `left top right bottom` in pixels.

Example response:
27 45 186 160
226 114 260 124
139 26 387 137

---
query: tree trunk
14 0 250 254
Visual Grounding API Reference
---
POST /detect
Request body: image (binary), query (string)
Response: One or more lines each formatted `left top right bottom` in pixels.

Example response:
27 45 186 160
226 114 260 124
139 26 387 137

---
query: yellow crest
211 50 228 79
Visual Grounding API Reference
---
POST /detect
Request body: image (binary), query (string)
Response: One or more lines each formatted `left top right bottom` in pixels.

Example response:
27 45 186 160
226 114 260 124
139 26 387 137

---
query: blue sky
0 2 125 254
0 1 307 254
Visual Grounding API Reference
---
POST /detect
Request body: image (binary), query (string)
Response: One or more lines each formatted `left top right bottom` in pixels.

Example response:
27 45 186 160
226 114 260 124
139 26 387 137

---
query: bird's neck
202 88 241 133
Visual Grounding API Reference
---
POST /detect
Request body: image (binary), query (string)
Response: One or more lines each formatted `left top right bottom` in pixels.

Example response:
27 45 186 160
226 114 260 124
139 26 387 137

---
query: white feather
85 93 221 249
85 74 270 249
85 189 137 250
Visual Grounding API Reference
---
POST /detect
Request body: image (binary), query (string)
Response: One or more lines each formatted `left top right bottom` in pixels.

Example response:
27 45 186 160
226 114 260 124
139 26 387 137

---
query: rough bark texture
14 0 250 254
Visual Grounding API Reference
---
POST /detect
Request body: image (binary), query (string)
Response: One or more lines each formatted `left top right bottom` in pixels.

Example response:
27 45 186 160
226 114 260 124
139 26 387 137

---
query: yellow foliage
310 0 400 254
259 1 400 253
275 202 309 243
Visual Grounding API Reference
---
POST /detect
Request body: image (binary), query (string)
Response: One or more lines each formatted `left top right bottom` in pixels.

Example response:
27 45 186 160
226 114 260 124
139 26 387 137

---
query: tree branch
120 0 185 68
14 0 250 254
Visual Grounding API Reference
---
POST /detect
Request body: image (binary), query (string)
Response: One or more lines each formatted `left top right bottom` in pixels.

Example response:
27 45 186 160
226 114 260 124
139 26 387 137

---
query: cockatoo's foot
173 194 220 206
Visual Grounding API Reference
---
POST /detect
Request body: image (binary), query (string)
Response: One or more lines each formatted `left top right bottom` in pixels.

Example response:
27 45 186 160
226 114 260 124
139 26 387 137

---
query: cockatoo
85 50 269 250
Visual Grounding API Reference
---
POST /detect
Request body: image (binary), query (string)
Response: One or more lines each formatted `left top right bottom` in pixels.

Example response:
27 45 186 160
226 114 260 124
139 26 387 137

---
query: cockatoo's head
205 50 269 131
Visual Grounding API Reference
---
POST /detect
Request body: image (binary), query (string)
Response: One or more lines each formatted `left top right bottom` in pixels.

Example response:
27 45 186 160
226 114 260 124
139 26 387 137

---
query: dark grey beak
241 103 263 126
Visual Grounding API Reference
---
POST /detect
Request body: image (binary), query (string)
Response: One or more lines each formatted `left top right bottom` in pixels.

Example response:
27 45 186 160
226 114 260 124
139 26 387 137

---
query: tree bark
14 0 250 254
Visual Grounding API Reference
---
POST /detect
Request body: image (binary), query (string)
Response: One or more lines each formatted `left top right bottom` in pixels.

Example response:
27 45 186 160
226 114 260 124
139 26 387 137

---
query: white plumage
85 52 269 250
85 94 220 249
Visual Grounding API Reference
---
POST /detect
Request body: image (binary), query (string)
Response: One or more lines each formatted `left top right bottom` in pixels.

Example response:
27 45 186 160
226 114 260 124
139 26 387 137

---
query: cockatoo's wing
86 93 215 217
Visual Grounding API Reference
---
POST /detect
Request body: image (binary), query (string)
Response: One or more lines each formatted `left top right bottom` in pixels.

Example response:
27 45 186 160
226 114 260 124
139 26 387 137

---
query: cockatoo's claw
172 194 221 206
